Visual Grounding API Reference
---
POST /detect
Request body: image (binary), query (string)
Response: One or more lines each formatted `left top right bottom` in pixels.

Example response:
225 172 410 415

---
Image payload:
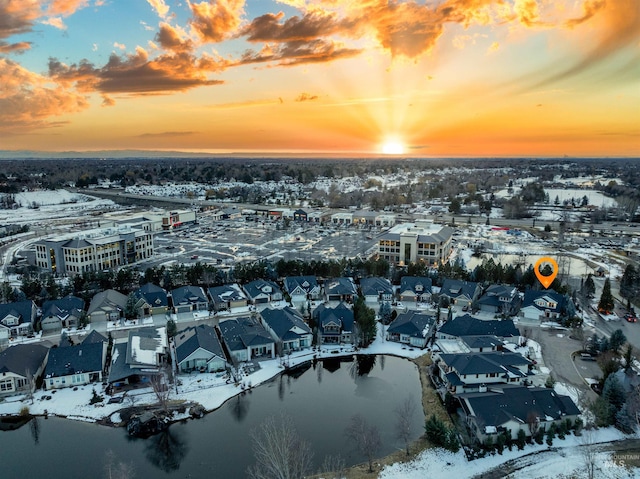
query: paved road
528 326 598 404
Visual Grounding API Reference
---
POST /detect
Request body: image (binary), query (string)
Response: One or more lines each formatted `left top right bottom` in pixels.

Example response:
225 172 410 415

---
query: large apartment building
377 221 453 266
35 224 153 275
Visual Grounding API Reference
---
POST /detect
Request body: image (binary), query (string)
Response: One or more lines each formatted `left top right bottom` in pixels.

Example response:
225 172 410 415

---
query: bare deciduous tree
345 414 382 473
150 369 171 413
247 414 314 479
319 454 346 479
395 397 417 456
104 450 135 479
580 428 598 479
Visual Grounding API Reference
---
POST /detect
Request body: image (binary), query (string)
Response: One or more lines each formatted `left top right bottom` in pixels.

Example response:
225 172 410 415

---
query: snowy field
0 189 119 225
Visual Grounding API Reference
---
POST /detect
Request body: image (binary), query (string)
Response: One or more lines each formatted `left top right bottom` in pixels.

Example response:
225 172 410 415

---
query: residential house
171 285 209 314
386 311 436 348
283 276 321 305
87 289 127 324
435 335 505 355
242 279 283 305
314 302 354 345
458 386 581 442
218 317 275 363
398 276 433 304
0 344 49 396
439 279 481 310
44 340 107 390
208 284 248 312
260 307 312 353
132 283 169 317
175 324 228 373
108 327 168 388
0 300 37 337
432 351 532 396
82 330 108 345
324 277 357 303
476 284 521 316
520 290 566 322
437 314 520 342
40 296 85 332
359 277 393 304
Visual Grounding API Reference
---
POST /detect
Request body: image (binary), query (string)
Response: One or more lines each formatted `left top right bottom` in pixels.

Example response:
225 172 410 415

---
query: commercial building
377 221 453 266
35 223 153 275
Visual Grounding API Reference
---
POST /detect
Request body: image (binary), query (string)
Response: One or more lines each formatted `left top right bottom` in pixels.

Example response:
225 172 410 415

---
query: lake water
1 355 424 479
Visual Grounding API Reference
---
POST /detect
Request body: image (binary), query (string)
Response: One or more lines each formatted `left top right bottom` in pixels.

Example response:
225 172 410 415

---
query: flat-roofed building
377 221 453 266
35 224 153 275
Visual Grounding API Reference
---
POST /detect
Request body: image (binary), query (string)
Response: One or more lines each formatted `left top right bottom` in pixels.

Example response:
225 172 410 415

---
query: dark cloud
49 48 225 95
155 22 195 53
0 0 40 39
239 39 361 67
241 11 357 43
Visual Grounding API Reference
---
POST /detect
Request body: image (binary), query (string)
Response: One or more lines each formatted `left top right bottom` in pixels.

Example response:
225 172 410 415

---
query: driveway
528 326 598 404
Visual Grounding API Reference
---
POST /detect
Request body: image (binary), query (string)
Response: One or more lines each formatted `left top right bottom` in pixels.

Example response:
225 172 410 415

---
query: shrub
19 406 30 417
516 429 527 450
89 388 104 405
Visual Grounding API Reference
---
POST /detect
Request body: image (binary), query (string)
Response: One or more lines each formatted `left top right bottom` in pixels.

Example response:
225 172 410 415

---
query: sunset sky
0 0 638 157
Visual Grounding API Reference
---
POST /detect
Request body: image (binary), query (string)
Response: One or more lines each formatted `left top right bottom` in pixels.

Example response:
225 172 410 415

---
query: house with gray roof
432 351 532 396
476 284 521 316
519 290 566 322
218 317 275 363
437 315 520 342
386 311 435 348
359 277 393 304
398 276 433 304
0 300 37 338
208 284 248 312
82 330 107 345
0 344 49 396
283 276 321 305
108 327 168 388
132 283 168 317
171 285 209 314
324 277 357 303
259 307 312 353
87 289 127 324
440 279 481 310
175 324 228 373
314 302 354 345
458 386 581 442
243 280 283 305
45 340 107 390
40 296 85 332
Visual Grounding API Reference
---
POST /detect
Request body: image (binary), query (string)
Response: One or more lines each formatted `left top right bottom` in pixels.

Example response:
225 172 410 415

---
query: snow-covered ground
379 428 638 479
0 189 119 225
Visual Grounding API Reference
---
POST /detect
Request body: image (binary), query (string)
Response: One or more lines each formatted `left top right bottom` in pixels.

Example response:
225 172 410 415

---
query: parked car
625 313 637 323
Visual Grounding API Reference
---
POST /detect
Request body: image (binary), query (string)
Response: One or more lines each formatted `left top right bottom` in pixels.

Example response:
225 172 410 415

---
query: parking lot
142 213 381 271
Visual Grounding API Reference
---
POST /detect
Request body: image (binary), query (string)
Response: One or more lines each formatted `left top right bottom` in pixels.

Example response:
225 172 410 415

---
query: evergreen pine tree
598 278 614 314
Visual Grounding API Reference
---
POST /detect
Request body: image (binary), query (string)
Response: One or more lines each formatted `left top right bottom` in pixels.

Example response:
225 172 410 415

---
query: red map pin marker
534 257 558 289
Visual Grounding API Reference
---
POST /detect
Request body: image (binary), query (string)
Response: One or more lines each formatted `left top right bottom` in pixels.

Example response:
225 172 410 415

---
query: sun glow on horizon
381 138 405 155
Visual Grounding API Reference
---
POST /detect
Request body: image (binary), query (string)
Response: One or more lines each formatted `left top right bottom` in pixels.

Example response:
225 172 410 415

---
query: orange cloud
531 0 640 87
0 57 88 130
0 0 41 38
48 47 226 95
188 0 245 43
146 0 170 19
45 0 89 17
295 92 318 101
238 38 361 67
240 11 357 42
0 41 31 53
156 22 195 53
